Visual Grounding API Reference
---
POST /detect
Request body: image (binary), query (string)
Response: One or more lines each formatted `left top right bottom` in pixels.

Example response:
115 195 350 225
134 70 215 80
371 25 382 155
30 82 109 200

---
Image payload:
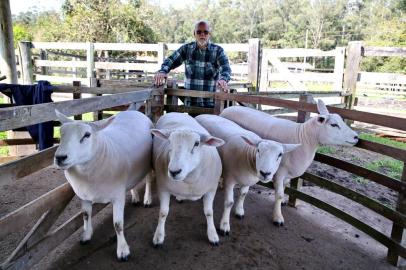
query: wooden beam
301 172 406 227
314 153 406 192
356 139 406 162
343 41 363 109
3 204 106 270
0 146 57 186
0 183 74 239
0 138 59 146
31 42 87 50
0 89 152 132
0 0 17 83
388 164 406 265
247 38 261 91
18 41 34 84
364 47 406 57
164 105 214 115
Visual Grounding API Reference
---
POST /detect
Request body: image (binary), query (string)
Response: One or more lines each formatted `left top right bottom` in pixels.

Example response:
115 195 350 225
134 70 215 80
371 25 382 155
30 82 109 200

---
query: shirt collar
193 41 211 51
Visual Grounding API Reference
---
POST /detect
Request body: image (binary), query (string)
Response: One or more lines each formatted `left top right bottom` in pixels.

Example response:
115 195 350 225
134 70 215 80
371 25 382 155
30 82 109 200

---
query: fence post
259 50 268 91
40 50 47 75
86 42 95 86
157 42 166 69
72 81 82 121
18 41 33 85
248 38 261 91
343 41 363 109
147 87 164 123
333 47 345 92
166 80 178 106
288 94 312 207
387 165 406 266
0 0 18 84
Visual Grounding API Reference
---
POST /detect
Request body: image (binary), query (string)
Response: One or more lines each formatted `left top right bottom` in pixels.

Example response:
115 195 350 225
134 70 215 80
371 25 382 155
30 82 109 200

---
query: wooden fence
1 85 406 268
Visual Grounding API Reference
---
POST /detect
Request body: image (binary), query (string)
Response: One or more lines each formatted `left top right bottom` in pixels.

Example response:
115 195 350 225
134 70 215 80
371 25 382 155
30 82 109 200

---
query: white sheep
54 110 153 261
151 112 224 246
196 114 300 235
220 100 359 226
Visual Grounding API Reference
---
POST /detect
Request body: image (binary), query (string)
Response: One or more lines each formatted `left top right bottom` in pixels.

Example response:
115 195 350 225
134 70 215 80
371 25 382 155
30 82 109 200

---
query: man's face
194 23 210 47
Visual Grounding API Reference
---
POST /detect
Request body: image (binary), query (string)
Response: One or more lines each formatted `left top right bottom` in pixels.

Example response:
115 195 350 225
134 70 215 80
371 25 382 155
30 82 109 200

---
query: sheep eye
330 123 340 129
80 132 91 143
194 141 199 147
278 153 282 158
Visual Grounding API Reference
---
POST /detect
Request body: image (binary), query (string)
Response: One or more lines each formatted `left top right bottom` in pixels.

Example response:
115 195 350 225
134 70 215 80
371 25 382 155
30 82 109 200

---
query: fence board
314 153 406 191
95 62 158 72
301 172 406 227
264 48 338 57
0 183 74 239
31 42 87 50
34 75 90 86
0 89 152 132
260 182 406 259
34 60 87 68
94 43 160 51
356 139 406 162
0 146 57 186
364 47 406 57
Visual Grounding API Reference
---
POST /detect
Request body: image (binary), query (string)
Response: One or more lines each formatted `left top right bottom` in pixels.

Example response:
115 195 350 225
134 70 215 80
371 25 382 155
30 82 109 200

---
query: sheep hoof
80 239 90 245
176 199 184 204
118 255 130 262
235 214 244 220
131 201 141 206
273 221 284 227
219 229 230 236
281 201 287 206
143 203 152 208
153 243 163 249
210 241 219 246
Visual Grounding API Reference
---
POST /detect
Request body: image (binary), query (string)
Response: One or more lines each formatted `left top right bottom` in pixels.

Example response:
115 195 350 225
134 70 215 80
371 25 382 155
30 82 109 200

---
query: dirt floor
0 165 398 270
1 97 405 269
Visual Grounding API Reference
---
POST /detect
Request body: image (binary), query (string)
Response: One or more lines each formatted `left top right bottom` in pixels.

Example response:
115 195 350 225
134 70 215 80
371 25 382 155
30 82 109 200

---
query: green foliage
13 24 33 46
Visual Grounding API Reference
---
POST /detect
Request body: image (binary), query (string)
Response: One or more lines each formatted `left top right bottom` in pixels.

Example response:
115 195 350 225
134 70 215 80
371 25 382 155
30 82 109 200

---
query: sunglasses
196 30 210 35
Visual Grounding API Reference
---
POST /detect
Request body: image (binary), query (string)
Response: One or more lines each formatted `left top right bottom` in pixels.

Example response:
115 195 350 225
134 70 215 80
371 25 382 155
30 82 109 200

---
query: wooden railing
163 88 406 266
0 85 158 270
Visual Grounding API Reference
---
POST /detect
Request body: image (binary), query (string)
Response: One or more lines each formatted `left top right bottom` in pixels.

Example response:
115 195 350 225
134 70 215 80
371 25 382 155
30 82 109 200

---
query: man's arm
217 48 231 82
158 44 187 73
216 48 232 91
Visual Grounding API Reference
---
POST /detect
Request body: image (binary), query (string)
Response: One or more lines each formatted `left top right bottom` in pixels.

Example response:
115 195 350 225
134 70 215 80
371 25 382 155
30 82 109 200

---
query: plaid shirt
159 41 231 107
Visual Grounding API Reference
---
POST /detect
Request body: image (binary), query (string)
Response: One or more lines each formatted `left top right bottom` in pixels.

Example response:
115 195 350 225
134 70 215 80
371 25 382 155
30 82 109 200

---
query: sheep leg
272 176 285 227
203 190 219 246
113 196 130 261
219 180 235 236
80 200 93 244
235 185 249 219
130 189 140 205
143 173 153 207
153 191 170 247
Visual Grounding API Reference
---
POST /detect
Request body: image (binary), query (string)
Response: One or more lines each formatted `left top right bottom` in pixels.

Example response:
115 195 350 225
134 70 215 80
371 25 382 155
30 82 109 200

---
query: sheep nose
354 135 359 140
260 170 271 178
55 155 68 164
170 169 182 178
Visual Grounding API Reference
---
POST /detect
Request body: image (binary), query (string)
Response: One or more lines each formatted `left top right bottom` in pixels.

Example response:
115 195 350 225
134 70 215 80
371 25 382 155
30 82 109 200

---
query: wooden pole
86 42 95 86
387 164 406 266
157 42 166 68
288 94 312 207
248 38 261 91
0 0 17 84
18 41 33 85
343 41 363 109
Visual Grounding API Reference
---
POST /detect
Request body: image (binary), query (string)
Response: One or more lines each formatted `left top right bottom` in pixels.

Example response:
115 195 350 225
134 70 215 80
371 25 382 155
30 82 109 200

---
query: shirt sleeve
158 44 187 73
217 47 232 82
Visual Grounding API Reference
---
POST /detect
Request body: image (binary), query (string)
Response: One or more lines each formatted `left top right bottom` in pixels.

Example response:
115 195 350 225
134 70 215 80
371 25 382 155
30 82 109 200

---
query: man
154 20 231 108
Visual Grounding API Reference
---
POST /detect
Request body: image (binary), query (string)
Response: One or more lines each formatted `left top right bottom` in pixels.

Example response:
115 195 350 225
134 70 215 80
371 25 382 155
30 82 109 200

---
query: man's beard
197 39 208 47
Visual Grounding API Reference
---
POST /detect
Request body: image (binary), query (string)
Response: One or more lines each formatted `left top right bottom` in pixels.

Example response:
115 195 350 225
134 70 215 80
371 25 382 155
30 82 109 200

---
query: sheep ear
282 143 301 153
55 109 73 124
151 129 171 140
88 116 115 132
241 136 260 147
317 99 329 115
317 115 329 125
200 134 225 147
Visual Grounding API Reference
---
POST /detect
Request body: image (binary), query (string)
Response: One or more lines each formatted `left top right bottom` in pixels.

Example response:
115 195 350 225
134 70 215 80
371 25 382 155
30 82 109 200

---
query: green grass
0 131 9 156
317 146 336 155
359 133 406 150
366 158 403 180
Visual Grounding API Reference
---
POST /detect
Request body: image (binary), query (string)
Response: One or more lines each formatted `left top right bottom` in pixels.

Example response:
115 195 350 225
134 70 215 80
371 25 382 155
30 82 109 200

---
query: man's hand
217 79 229 92
154 72 168 86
